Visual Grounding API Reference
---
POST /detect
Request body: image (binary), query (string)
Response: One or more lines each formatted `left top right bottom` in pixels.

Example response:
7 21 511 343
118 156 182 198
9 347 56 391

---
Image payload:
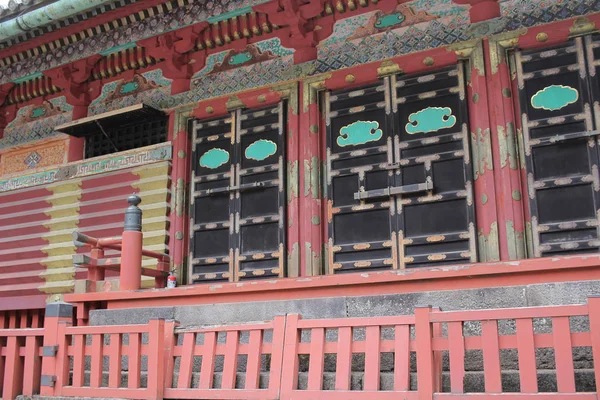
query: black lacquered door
190 103 286 283
516 37 600 257
326 64 476 273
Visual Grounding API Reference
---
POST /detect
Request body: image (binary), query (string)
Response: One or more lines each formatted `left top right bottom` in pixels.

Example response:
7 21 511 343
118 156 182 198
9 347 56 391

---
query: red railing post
121 195 143 291
415 306 434 400
588 296 600 399
279 314 300 399
40 302 73 397
147 319 166 400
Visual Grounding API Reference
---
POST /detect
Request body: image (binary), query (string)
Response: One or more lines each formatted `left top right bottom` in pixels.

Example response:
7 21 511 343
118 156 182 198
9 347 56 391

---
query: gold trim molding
488 29 527 75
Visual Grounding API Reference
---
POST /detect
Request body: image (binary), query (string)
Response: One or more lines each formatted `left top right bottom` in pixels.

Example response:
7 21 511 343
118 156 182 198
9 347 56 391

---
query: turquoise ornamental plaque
229 52 253 65
120 81 140 94
245 139 277 161
199 148 230 169
406 107 457 134
374 12 405 29
531 85 579 111
337 121 383 147
30 107 46 118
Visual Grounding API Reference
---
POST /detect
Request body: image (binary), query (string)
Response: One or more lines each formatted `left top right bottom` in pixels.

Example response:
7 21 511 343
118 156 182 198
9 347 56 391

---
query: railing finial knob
124 194 142 232
127 194 142 207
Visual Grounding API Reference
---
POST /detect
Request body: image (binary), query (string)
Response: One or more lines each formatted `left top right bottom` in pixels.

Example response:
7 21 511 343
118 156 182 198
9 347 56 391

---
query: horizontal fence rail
2 298 600 399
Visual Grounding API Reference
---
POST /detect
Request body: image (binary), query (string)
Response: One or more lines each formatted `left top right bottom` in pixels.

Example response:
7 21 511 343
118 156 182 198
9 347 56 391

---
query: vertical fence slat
72 334 85 387
108 333 122 388
279 314 300 398
3 336 23 400
308 327 325 391
128 332 141 389
431 312 443 393
22 335 41 396
553 316 575 393
588 297 600 399
222 331 239 389
447 321 465 393
335 326 352 390
364 326 381 391
0 335 5 395
394 325 410 391
269 315 287 396
516 318 537 393
245 329 263 390
199 331 217 389
178 333 196 389
415 306 434 400
90 333 103 388
481 320 502 393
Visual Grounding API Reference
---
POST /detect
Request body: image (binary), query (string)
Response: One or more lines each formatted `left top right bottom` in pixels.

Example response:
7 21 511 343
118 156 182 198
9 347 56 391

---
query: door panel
516 37 600 256
190 103 286 283
325 65 476 273
236 105 286 280
392 66 476 268
326 81 397 273
190 115 235 282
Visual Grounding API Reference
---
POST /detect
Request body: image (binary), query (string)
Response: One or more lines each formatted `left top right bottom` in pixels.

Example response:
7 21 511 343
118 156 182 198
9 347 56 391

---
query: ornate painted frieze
0 96 72 150
88 69 172 116
0 142 172 192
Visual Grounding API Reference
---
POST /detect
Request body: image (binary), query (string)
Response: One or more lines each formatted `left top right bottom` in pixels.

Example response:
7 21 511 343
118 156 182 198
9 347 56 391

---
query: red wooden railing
0 327 44 399
164 317 286 399
2 298 600 400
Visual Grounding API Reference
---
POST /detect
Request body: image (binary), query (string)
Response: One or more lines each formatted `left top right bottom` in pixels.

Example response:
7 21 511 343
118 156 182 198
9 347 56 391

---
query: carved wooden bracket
452 0 500 23
43 55 103 119
254 0 328 63
0 83 15 108
137 23 209 94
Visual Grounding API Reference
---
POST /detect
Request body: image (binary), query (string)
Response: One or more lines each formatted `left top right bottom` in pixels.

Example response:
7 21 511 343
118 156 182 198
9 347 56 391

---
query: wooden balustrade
1 299 600 399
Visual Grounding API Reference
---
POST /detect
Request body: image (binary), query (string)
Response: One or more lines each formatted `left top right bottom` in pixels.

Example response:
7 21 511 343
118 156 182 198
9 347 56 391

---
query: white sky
0 0 11 7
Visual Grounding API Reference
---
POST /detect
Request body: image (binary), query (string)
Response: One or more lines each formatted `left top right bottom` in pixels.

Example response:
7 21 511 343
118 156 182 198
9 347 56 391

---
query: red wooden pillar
299 81 324 276
484 38 527 260
466 43 501 262
287 87 301 278
40 302 73 397
66 137 85 162
168 110 191 284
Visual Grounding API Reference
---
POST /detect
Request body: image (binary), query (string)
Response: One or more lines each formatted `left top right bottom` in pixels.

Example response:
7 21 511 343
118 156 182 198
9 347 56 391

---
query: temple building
0 0 600 398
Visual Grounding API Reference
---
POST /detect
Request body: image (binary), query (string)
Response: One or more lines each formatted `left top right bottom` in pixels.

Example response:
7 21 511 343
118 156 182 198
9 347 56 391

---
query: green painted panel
120 81 140 94
199 148 230 169
245 139 277 161
337 121 383 147
374 12 405 29
31 107 46 118
531 85 579 111
229 52 253 65
406 107 456 134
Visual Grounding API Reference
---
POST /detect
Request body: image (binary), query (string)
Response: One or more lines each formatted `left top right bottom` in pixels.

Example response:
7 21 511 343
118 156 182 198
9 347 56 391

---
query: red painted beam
65 255 600 309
